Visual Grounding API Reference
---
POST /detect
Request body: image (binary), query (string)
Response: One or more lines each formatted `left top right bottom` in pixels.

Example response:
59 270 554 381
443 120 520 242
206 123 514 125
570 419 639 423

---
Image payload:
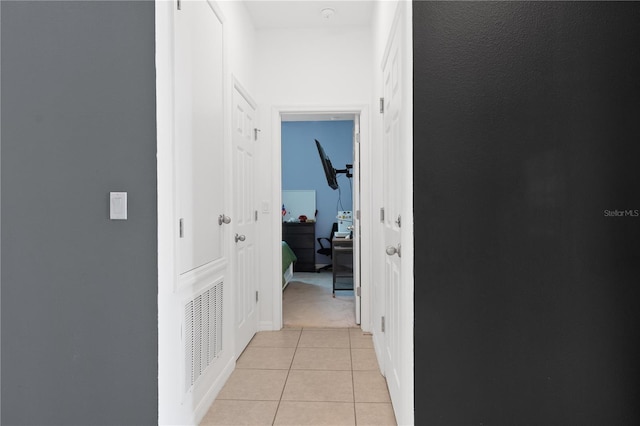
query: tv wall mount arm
335 164 353 179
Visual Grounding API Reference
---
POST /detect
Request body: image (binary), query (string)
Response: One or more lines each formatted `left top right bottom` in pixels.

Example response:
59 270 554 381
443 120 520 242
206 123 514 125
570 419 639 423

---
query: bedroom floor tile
200 327 395 426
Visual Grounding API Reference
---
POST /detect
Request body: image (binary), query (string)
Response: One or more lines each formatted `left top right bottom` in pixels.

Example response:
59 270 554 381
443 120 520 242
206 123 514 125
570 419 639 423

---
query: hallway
200 328 396 425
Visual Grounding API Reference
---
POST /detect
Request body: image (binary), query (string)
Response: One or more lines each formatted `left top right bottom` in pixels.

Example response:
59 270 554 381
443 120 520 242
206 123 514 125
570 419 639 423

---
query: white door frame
271 105 372 333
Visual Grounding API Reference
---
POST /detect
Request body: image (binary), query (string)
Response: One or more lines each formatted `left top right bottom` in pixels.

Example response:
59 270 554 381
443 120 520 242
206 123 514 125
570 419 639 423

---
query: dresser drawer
282 222 316 271
282 222 315 234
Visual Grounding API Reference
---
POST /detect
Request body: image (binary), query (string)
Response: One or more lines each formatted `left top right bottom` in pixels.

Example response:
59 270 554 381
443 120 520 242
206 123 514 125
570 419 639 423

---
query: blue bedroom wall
282 120 354 264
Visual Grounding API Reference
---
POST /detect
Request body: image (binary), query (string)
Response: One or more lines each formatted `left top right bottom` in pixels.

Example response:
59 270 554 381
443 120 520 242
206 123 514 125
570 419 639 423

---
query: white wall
217 0 256 94
253 26 373 328
255 27 372 105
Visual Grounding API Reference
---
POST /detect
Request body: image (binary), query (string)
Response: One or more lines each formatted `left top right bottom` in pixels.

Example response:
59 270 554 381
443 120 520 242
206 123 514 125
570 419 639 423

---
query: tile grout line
271 327 303 425
211 329 375 425
350 330 358 426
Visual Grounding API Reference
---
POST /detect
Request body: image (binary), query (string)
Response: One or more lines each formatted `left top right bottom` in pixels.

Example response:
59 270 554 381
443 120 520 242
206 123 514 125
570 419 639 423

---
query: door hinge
356 133 360 144
177 0 181 10
380 207 385 223
179 218 184 238
356 210 360 221
254 128 261 140
356 287 361 297
256 291 259 302
379 97 384 113
381 316 385 332
255 210 258 222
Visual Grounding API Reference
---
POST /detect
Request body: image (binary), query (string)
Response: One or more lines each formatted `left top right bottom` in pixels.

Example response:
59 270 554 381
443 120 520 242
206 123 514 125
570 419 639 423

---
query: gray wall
1 1 158 424
413 2 640 424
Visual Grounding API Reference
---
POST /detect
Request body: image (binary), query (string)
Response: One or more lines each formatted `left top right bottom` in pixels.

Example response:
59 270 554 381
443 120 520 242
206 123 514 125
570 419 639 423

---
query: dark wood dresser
282 222 316 272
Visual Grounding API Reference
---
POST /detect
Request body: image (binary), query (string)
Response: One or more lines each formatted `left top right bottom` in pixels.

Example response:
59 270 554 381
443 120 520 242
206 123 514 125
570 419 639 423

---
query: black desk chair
316 222 338 272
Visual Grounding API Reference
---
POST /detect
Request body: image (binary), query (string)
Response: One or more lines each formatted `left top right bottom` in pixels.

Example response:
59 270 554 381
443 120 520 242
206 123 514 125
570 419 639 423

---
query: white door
175 0 225 275
353 115 361 324
380 2 414 424
232 82 259 355
169 0 233 420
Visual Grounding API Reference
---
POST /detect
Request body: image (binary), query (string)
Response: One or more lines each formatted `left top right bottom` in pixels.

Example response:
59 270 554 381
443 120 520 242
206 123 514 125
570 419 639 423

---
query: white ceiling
243 1 374 30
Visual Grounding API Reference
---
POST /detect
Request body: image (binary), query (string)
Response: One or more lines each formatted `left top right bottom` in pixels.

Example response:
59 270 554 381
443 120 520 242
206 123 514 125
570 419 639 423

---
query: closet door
175 0 225 275
232 81 259 355
173 0 231 409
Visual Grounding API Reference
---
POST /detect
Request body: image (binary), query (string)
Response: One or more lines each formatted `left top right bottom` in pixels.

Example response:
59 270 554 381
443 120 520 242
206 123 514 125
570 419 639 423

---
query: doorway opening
271 106 370 331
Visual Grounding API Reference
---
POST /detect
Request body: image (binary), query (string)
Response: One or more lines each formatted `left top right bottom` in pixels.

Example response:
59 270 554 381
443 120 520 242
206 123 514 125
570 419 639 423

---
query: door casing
271 105 372 332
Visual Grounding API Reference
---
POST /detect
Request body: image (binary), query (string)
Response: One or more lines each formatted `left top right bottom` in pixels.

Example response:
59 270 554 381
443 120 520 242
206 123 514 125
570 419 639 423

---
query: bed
282 241 297 289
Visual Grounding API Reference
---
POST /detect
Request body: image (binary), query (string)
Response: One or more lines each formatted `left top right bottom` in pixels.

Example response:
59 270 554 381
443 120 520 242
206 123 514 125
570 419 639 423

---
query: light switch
110 192 127 220
261 201 270 213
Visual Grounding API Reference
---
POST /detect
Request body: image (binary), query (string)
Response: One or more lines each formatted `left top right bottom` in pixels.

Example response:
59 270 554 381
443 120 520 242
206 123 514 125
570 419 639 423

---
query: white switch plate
110 192 127 220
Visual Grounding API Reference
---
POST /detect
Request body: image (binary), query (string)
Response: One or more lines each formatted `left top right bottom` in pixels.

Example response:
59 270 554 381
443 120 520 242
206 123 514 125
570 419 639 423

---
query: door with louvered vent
172 0 231 409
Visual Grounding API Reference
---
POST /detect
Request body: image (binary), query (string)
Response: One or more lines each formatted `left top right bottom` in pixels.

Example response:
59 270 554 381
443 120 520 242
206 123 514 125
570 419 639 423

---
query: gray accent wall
1 1 158 424
413 2 640 424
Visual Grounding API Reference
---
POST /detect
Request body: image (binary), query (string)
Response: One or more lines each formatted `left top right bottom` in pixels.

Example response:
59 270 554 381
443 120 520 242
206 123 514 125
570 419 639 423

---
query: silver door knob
235 233 246 243
218 214 231 225
386 244 401 257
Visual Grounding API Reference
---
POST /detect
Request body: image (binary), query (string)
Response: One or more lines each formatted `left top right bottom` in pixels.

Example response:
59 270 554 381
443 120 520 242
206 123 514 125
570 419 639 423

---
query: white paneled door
232 82 259 356
382 17 402 419
379 2 413 425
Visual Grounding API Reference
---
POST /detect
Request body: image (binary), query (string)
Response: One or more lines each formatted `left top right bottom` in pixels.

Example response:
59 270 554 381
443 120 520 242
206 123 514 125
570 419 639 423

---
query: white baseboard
259 320 275 331
193 357 236 425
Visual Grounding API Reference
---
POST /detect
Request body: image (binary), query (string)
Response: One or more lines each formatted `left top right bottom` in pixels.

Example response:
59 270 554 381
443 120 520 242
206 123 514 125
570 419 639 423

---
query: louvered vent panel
216 284 224 359
185 282 224 391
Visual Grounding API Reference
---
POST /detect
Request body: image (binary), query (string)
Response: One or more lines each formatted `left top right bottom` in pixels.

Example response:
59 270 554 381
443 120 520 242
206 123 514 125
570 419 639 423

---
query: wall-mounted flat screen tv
315 139 339 190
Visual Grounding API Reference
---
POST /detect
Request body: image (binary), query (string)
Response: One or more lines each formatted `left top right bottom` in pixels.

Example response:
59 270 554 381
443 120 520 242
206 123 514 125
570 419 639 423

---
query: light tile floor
201 327 397 426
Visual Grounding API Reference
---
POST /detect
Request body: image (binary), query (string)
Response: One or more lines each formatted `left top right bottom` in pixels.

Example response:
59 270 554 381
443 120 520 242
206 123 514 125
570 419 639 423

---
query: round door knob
386 246 398 256
235 234 246 242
